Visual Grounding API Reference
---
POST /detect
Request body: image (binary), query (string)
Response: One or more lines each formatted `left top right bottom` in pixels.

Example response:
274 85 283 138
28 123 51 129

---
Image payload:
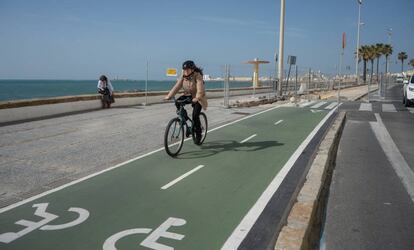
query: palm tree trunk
363 60 367 82
376 58 380 81
385 55 389 74
371 60 374 83
401 59 404 72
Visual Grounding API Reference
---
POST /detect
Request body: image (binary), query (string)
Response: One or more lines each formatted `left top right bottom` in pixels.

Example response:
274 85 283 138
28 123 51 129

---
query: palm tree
367 45 377 83
375 43 384 80
359 45 371 82
383 44 393 74
398 52 408 72
410 59 414 68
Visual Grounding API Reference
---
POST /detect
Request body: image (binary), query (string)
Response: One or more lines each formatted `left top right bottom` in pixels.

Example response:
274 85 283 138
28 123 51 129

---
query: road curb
274 111 346 250
352 86 379 101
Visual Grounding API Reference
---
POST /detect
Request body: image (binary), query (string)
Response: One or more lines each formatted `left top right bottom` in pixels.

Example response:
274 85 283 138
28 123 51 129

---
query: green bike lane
0 105 334 250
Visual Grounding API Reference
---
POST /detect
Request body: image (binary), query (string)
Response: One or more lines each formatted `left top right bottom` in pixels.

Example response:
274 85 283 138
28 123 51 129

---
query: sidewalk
317 84 378 101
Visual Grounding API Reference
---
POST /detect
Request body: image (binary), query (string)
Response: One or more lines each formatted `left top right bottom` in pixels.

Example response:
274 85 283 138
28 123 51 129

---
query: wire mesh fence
105 59 382 108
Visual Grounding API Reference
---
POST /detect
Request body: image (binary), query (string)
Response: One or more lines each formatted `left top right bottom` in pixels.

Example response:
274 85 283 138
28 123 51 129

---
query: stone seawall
0 87 272 125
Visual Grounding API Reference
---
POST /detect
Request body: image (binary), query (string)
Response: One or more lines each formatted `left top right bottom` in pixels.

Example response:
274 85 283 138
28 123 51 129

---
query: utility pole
145 60 148 105
274 53 278 96
387 28 392 74
277 0 285 97
355 0 362 85
339 33 345 109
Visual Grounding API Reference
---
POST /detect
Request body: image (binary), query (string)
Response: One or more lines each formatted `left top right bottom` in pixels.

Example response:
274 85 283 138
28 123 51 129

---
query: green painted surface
0 106 331 250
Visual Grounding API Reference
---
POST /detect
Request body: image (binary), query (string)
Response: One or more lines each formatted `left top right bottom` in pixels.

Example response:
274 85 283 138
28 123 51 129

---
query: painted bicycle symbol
103 217 186 250
0 203 90 244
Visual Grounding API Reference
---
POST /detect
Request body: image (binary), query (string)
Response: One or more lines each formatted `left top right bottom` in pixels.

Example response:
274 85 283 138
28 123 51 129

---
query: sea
0 79 262 102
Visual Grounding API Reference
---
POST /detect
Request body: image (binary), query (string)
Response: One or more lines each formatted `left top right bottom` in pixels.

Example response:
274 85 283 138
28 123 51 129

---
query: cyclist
164 60 208 144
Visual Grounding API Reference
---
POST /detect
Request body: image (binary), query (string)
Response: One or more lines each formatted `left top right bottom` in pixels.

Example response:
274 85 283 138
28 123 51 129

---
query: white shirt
97 80 114 94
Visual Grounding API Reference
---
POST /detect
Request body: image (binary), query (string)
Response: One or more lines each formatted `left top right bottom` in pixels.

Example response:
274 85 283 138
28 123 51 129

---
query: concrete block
275 226 306 250
287 201 315 229
306 166 325 184
297 180 321 203
311 153 328 169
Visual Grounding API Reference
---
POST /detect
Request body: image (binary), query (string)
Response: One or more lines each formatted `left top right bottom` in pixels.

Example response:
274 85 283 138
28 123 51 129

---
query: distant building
231 76 252 82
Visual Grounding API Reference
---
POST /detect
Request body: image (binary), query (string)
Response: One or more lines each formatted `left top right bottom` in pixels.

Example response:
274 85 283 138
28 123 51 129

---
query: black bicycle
164 96 208 157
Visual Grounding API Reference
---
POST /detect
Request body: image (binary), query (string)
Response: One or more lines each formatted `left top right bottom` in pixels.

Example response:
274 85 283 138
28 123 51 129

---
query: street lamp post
277 0 285 97
274 53 278 96
355 0 362 85
387 28 392 74
145 60 148 105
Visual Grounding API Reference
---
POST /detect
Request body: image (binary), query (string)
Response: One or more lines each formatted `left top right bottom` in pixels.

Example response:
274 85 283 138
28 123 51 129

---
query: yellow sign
166 68 177 77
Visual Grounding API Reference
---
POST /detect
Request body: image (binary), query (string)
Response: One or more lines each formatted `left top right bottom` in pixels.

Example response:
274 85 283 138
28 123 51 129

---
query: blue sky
0 0 413 79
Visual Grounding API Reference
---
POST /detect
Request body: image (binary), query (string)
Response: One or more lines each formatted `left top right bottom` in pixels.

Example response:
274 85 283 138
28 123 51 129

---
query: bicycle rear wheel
192 112 208 145
164 118 184 157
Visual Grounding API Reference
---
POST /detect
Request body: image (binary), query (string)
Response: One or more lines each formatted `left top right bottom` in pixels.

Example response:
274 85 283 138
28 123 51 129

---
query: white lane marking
240 134 257 144
0 105 281 214
103 217 186 250
310 110 323 113
299 101 316 107
40 207 89 231
310 101 327 109
382 104 397 112
359 103 372 111
370 113 414 202
0 203 57 243
274 120 284 125
325 102 338 110
161 165 205 190
140 217 186 249
221 105 340 249
408 107 414 113
103 228 152 250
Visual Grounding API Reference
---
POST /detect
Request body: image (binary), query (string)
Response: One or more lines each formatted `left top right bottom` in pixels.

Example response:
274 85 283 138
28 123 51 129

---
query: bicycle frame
174 97 194 134
164 96 207 156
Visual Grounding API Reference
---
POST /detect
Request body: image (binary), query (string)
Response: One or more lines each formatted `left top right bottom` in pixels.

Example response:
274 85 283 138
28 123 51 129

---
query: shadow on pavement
176 140 284 159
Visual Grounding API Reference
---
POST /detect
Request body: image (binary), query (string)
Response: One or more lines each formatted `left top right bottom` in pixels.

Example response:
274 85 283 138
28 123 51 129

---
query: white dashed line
161 165 205 190
274 120 284 125
359 103 372 111
240 134 257 144
382 104 397 112
310 101 327 109
299 101 316 107
325 102 338 110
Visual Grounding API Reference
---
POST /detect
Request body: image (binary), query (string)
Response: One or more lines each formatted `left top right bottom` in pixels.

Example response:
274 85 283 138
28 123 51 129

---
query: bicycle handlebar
173 96 193 105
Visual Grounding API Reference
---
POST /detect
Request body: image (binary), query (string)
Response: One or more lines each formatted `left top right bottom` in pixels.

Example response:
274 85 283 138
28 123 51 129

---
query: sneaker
194 132 202 145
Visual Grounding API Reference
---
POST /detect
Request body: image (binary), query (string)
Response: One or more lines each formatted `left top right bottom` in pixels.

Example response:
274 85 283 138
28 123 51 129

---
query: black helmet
182 60 196 70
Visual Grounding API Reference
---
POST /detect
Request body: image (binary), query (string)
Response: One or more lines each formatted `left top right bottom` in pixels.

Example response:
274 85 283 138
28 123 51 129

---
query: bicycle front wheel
192 112 208 145
164 118 184 157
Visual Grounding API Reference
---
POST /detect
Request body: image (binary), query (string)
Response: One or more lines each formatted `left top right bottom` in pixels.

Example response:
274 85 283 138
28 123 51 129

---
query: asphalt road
322 82 414 250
